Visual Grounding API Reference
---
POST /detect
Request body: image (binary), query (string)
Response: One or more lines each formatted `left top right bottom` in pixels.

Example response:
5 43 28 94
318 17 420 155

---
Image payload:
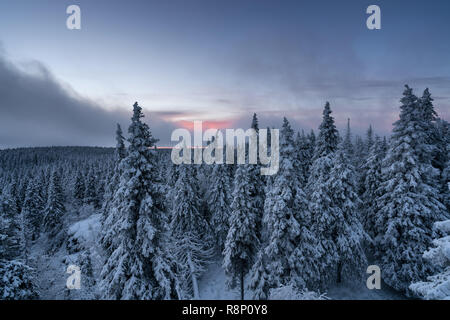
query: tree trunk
240 267 244 300
188 251 200 299
337 261 342 284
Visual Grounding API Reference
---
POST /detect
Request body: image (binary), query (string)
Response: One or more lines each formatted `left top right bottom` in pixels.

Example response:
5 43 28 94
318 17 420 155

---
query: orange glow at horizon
176 120 234 131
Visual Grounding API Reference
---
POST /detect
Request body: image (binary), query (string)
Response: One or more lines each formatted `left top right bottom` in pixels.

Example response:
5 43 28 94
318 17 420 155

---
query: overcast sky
0 0 449 148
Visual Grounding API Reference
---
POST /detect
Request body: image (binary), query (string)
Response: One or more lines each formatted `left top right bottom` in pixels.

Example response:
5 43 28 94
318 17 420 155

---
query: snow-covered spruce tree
418 88 438 141
295 131 311 187
100 171 121 254
84 168 99 208
375 85 447 294
0 213 8 260
96 174 106 204
207 163 232 251
416 88 443 189
73 170 85 204
307 129 316 156
6 177 21 213
313 102 338 160
250 118 319 299
165 161 179 217
410 219 450 299
0 260 39 300
248 251 271 300
0 192 36 290
21 178 44 241
356 125 375 211
353 135 366 196
18 211 31 264
361 136 385 240
327 143 368 284
43 169 65 237
434 119 450 212
170 163 213 299
342 118 354 159
39 168 50 202
0 188 21 260
224 163 260 300
443 145 450 211
298 129 316 186
4 178 20 215
20 179 43 263
115 122 127 160
100 123 127 252
366 125 374 154
247 113 265 241
196 164 212 227
306 102 339 289
56 167 67 203
18 179 28 213
66 249 97 299
100 102 177 300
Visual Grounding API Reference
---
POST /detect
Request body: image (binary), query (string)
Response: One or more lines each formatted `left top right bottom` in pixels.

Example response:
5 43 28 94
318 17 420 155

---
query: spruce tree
101 123 127 252
0 192 21 260
419 88 437 132
375 85 447 293
73 170 85 203
43 170 65 237
306 102 339 288
442 144 450 211
247 113 265 241
115 123 127 160
170 163 212 299
21 178 44 241
342 118 354 159
361 136 385 240
84 169 99 208
353 135 367 196
296 131 311 187
410 219 450 299
308 129 316 157
207 163 232 251
314 102 338 159
0 260 39 300
327 143 368 284
100 102 176 300
356 125 375 210
250 118 318 298
366 125 374 154
224 164 259 300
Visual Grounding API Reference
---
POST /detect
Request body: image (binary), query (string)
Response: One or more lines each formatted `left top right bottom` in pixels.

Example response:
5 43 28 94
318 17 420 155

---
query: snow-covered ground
29 206 103 300
326 282 406 300
199 260 240 300
198 259 406 300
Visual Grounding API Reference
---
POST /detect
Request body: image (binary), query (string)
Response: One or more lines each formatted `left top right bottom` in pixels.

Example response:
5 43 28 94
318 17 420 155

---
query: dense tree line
0 85 449 299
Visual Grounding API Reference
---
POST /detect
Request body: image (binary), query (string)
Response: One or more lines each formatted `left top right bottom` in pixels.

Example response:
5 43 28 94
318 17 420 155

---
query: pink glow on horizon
176 120 235 131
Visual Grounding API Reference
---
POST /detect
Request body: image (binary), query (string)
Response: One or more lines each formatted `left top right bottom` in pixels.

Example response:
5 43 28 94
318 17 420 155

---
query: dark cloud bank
0 53 177 148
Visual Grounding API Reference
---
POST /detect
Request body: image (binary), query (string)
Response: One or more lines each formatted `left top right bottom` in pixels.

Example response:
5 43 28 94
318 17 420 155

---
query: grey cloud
0 53 177 148
223 32 450 136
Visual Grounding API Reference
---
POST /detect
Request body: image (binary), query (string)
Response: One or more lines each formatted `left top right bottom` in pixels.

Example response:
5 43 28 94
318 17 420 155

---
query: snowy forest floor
199 260 407 300
28 208 407 300
29 205 103 299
